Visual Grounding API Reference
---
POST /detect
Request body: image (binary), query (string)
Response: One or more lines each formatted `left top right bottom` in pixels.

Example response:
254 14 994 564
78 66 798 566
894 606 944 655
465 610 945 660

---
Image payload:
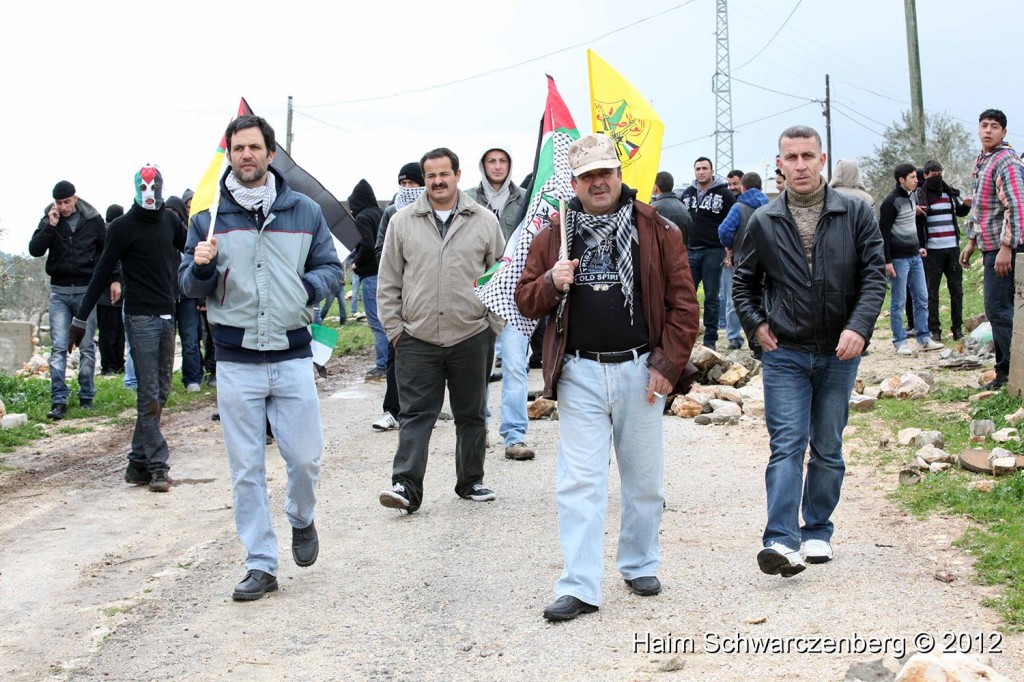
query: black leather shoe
624 576 662 596
232 569 278 601
488 372 503 383
125 465 151 485
542 595 598 621
292 521 319 567
79 399 93 410
46 403 67 420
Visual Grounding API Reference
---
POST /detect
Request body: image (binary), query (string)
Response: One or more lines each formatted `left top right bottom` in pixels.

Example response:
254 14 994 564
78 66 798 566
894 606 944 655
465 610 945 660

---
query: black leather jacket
733 185 887 354
28 199 107 287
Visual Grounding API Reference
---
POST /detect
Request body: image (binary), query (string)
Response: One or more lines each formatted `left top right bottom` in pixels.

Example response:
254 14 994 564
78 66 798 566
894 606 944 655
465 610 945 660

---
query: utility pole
286 95 294 154
903 0 926 153
824 74 832 181
713 0 734 173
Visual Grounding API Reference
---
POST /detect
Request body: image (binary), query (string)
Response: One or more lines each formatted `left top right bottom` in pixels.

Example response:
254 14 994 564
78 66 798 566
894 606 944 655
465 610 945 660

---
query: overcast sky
2 0 1020 256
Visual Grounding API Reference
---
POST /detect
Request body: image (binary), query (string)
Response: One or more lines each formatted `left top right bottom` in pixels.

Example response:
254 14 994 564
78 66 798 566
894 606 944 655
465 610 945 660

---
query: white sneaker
185 383 201 393
801 539 834 564
463 483 496 502
895 343 913 356
757 543 806 577
918 338 944 352
372 412 398 431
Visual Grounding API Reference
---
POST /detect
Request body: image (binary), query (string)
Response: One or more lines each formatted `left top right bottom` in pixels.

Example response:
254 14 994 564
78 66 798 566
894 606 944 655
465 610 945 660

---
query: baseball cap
568 134 621 176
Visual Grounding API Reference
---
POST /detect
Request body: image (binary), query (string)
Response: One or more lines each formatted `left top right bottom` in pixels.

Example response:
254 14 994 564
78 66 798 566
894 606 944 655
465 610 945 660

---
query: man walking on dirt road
733 125 886 578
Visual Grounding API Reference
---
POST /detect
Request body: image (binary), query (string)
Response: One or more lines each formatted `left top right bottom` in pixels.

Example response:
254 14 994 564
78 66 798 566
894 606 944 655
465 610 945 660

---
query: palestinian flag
475 76 579 336
310 323 338 366
189 98 361 253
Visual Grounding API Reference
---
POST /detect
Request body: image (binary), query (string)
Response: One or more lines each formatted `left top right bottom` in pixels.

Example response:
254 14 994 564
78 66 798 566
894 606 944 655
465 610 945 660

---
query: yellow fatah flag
587 50 664 203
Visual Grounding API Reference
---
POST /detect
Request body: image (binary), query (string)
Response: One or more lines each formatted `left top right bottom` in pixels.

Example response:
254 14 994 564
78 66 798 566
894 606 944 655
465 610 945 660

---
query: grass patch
856 375 1024 627
56 425 94 435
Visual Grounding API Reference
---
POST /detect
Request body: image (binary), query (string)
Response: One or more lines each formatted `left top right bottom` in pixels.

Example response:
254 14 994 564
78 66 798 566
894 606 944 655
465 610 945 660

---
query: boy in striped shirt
959 109 1024 390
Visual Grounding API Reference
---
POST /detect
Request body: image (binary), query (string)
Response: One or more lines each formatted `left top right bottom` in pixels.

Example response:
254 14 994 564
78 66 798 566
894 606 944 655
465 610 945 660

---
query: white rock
929 462 952 473
894 652 1014 682
915 444 954 465
992 457 1018 476
716 386 743 404
863 386 882 400
849 394 876 412
988 447 1013 463
895 373 931 399
992 428 1019 443
970 420 996 439
913 430 945 448
897 428 922 446
1005 407 1024 426
1 413 27 429
708 400 742 417
742 399 765 418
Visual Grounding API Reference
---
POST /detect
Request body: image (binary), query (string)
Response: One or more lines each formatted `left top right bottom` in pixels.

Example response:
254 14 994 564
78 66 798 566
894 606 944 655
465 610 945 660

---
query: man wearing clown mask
68 164 187 493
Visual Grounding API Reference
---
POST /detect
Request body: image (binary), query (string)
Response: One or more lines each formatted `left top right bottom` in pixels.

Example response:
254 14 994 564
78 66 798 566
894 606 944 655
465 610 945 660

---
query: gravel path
1 350 1021 681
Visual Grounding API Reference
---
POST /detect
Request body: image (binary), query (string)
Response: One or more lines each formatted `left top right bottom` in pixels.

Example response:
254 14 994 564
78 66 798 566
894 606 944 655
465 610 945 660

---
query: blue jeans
176 298 203 386
361 275 388 370
983 249 1019 379
761 346 860 549
721 265 743 344
349 273 361 314
889 256 932 346
126 314 175 473
123 307 137 390
318 279 346 323
48 290 97 404
688 247 724 346
217 358 323 575
498 325 529 447
554 352 665 606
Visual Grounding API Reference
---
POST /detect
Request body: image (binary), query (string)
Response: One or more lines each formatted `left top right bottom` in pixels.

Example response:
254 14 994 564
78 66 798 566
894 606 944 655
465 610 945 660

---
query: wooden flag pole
558 199 568 261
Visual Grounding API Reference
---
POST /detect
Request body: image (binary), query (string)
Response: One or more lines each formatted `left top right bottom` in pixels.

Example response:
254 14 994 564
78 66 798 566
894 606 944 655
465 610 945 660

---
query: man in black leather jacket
733 125 886 578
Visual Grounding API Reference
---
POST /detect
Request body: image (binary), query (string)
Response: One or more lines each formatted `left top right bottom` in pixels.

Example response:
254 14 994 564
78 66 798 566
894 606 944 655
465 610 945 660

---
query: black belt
571 344 650 364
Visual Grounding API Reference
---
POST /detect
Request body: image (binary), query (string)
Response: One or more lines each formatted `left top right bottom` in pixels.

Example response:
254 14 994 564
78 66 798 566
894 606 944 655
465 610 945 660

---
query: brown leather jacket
515 196 700 400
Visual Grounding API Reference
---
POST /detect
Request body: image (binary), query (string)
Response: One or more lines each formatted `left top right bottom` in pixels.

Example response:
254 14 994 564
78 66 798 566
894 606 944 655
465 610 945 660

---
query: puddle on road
326 383 372 401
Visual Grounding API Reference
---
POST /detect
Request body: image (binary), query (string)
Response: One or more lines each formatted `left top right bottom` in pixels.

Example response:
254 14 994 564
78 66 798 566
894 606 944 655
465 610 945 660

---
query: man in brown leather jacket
516 133 699 622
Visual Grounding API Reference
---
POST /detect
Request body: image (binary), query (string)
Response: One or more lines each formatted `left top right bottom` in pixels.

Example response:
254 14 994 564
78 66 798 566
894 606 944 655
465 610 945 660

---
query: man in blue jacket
179 115 343 601
718 172 769 350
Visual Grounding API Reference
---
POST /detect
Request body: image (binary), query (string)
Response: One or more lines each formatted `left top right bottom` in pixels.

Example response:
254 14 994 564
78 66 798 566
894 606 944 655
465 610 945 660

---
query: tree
859 111 975 208
0 253 50 329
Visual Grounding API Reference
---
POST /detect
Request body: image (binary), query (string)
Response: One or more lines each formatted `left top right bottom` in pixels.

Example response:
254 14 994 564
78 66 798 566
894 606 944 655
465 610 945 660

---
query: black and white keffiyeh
225 171 277 216
564 200 636 321
395 185 425 210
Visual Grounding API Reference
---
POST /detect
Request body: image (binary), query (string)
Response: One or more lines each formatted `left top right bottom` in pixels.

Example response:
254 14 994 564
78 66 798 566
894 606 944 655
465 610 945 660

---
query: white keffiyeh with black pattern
225 171 277 216
564 200 636 322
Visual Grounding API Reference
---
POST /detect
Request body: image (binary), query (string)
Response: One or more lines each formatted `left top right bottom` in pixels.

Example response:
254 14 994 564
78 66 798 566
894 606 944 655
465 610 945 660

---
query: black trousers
924 247 964 338
96 303 125 374
383 343 400 418
391 329 494 512
199 309 216 376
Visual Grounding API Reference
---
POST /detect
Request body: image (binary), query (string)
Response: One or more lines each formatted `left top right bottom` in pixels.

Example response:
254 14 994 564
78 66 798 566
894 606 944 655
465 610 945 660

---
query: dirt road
1 348 1020 681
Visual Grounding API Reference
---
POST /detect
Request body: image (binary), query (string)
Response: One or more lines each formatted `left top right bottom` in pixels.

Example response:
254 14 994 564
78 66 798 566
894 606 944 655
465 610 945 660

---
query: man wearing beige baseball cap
516 133 700 621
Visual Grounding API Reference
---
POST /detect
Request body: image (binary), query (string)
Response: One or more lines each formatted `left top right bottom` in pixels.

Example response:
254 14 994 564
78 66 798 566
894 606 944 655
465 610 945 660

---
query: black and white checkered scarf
225 171 277 216
564 199 636 321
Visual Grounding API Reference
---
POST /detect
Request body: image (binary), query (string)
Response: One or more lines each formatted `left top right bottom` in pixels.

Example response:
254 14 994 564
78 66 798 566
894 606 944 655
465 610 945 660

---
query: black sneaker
125 465 151 485
46 403 67 420
149 471 172 493
462 483 496 502
232 569 278 601
379 482 411 511
79 399 93 410
983 377 1008 391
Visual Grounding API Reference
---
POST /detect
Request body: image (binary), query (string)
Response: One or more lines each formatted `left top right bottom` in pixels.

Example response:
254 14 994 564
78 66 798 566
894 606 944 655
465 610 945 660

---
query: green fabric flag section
310 323 338 366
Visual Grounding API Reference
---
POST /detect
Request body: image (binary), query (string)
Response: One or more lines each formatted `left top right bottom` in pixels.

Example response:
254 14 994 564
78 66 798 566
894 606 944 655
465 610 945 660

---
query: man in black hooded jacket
348 179 387 381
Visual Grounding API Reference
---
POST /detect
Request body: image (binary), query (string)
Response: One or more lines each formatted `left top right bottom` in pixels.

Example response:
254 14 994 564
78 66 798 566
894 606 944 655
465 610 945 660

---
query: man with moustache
179 115 343 601
734 125 885 577
377 148 505 513
516 133 699 621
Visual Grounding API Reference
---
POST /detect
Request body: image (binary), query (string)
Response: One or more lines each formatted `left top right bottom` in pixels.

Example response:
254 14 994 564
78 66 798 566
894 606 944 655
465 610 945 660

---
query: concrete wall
0 321 34 373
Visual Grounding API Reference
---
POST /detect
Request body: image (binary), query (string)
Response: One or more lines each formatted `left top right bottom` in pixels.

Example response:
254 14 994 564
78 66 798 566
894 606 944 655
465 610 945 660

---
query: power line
300 0 699 109
732 0 802 72
663 101 816 150
831 100 891 129
730 75 818 103
831 107 885 137
292 110 416 155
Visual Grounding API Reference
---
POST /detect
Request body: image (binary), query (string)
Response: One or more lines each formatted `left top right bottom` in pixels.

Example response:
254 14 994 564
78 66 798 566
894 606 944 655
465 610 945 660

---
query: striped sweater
967 144 1024 251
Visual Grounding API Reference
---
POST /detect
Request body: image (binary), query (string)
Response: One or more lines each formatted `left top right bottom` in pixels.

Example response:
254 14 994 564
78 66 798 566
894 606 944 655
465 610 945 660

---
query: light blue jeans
890 255 932 347
498 325 529 447
349 273 362 314
48 289 97 404
721 265 743 344
217 358 323 576
554 352 665 606
761 346 860 550
360 275 388 370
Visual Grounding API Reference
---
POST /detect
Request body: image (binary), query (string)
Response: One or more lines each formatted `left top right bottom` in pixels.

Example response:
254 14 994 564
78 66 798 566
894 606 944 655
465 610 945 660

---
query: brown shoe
505 442 535 461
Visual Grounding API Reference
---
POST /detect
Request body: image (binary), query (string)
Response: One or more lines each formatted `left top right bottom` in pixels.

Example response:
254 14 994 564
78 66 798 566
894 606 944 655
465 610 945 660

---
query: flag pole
558 199 567 261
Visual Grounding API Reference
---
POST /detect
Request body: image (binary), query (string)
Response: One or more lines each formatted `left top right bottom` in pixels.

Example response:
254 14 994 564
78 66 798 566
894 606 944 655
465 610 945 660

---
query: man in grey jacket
377 148 505 514
179 115 343 601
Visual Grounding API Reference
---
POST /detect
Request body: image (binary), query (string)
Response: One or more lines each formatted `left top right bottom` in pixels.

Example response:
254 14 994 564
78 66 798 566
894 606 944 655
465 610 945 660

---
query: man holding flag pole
179 113 343 601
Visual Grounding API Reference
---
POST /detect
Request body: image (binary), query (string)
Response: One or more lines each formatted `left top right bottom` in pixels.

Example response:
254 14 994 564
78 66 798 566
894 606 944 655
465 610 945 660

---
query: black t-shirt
565 226 649 353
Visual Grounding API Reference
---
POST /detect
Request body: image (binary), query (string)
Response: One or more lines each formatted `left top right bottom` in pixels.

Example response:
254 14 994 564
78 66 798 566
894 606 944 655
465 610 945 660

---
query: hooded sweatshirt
348 179 384 278
830 159 875 209
678 174 735 249
470 147 524 241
